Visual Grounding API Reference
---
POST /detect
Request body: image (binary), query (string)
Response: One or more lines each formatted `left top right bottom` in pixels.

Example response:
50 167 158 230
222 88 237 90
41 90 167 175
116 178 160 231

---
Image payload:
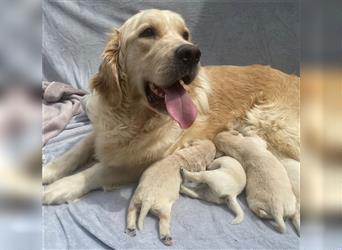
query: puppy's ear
90 29 123 107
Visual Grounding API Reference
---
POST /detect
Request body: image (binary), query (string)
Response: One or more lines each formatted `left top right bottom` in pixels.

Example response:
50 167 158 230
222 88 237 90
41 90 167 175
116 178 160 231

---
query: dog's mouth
144 76 198 129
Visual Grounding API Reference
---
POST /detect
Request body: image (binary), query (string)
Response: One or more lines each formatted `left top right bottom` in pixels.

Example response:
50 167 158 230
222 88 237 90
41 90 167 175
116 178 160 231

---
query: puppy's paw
180 167 189 175
274 216 287 234
180 168 191 181
160 235 173 246
179 184 187 193
125 228 136 237
275 221 286 234
231 216 243 225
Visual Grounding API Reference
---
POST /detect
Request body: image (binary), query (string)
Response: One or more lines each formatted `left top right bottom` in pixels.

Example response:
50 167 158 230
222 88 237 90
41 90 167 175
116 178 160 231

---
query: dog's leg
181 184 222 205
126 199 138 237
180 168 206 183
226 195 244 224
180 184 201 198
158 205 173 246
43 162 117 205
137 201 152 231
43 132 95 184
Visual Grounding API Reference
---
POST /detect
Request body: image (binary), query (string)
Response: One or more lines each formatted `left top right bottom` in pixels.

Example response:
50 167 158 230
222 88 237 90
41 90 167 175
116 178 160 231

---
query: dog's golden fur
42 9 299 205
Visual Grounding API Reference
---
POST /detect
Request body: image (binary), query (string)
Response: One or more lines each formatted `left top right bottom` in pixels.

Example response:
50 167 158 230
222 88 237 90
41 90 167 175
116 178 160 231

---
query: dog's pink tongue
164 83 197 129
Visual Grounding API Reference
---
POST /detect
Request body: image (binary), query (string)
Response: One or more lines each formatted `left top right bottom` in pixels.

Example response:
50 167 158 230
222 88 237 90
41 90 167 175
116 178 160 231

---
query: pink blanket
42 81 87 145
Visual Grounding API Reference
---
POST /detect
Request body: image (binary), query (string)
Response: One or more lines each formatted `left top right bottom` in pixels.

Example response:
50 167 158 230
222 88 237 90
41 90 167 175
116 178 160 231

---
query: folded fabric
42 81 87 145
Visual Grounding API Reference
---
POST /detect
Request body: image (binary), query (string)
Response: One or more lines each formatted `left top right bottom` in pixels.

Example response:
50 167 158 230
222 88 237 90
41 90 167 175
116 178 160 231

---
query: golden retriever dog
42 9 299 207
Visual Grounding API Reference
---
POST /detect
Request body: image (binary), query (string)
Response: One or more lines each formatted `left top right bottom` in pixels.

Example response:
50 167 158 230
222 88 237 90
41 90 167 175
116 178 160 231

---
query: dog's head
90 9 201 129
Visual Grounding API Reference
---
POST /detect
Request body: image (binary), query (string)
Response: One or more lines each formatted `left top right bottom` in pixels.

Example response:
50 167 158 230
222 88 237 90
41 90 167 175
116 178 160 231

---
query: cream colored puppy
214 130 296 233
180 156 246 224
126 139 216 246
281 158 300 234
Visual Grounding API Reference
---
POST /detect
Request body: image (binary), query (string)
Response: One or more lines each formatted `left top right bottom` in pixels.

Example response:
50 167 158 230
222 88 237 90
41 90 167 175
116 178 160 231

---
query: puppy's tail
226 196 244 224
138 202 152 230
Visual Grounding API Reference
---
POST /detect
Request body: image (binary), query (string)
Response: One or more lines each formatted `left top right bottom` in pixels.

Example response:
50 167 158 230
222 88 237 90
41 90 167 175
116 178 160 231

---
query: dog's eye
139 27 155 38
182 31 189 41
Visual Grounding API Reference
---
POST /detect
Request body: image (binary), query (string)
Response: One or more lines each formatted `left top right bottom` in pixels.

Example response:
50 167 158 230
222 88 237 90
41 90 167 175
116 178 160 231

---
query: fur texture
214 130 296 233
180 156 246 224
126 139 216 246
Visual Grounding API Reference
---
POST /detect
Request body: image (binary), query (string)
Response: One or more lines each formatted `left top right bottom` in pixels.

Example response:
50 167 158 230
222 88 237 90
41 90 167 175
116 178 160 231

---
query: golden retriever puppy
214 130 296 233
126 139 216 246
180 156 246 224
42 9 299 209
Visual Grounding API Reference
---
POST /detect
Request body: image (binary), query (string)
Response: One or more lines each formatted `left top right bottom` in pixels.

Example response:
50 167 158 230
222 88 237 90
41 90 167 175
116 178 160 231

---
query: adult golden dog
43 9 299 205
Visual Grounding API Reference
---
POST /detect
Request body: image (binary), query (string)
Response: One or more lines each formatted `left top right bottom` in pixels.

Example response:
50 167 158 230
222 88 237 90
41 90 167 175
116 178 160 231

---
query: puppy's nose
175 44 201 66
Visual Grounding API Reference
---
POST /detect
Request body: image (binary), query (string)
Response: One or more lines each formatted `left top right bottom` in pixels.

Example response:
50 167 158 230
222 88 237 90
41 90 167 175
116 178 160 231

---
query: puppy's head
91 9 201 129
214 131 245 159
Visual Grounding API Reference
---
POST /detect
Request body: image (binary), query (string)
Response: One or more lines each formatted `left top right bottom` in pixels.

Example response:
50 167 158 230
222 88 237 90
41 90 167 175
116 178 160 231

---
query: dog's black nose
175 44 201 66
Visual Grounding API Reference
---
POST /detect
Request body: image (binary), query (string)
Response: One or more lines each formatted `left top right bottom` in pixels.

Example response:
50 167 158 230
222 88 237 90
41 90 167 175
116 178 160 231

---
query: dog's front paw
43 175 86 205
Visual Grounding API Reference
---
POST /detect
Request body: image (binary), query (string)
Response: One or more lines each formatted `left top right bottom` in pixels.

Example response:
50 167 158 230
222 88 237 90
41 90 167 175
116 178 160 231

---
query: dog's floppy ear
90 29 123 107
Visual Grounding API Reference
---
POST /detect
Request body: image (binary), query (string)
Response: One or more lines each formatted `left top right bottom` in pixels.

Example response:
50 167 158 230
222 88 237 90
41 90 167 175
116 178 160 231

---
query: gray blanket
43 0 300 249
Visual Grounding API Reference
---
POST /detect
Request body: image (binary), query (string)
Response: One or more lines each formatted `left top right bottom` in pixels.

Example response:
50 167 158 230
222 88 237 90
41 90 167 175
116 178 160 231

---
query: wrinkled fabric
42 81 87 145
